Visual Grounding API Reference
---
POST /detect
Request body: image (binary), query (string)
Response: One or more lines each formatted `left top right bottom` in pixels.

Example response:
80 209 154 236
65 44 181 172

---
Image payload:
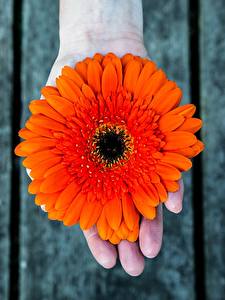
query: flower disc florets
92 124 134 168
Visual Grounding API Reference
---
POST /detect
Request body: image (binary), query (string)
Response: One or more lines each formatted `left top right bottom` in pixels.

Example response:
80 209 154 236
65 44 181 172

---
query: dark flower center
92 124 134 167
97 131 126 162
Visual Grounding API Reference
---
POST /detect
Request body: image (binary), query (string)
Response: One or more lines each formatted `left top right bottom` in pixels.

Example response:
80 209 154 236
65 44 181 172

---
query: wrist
58 0 147 58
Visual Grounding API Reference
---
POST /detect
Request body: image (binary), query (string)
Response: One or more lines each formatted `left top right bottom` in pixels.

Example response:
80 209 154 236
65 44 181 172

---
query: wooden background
0 0 224 299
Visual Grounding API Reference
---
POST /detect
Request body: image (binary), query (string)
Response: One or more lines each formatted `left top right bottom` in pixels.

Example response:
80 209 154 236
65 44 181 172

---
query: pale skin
38 0 184 276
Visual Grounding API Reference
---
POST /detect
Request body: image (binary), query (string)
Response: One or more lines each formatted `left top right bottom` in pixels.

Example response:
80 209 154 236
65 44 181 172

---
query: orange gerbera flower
15 53 204 244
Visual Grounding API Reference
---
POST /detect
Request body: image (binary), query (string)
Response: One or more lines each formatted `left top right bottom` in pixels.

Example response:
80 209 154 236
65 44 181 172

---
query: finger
164 178 184 213
83 226 117 269
139 204 163 258
118 240 145 276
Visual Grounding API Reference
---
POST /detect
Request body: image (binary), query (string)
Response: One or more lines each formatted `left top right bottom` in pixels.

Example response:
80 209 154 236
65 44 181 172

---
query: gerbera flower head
15 52 204 244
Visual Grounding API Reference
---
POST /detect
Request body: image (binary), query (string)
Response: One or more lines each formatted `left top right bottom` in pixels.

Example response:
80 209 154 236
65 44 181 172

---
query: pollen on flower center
91 124 134 167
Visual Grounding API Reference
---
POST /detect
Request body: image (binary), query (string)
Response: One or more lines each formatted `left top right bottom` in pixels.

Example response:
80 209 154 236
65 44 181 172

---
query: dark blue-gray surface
0 0 13 299
201 0 225 299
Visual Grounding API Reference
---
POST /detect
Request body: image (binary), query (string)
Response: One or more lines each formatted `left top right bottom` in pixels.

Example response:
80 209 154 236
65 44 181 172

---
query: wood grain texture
201 0 225 299
0 0 13 299
141 1 195 299
19 1 194 299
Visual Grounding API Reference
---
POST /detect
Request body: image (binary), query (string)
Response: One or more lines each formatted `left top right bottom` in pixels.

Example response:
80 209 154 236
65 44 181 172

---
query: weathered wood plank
0 0 13 299
201 1 225 299
139 1 195 299
20 1 194 299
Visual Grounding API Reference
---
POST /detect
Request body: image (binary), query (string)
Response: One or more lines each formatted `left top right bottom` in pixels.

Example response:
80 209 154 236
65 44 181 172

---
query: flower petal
35 192 60 206
18 128 38 139
30 157 62 179
156 163 181 181
97 209 110 240
162 180 179 192
134 61 157 98
174 147 196 158
136 180 159 206
46 95 75 117
151 88 182 114
105 224 114 240
123 60 141 93
121 53 134 66
29 114 67 132
160 152 192 171
93 53 103 63
80 201 102 230
61 66 84 88
138 69 167 99
178 118 203 133
22 149 60 168
81 84 96 99
15 138 56 156
132 192 156 220
102 62 118 98
191 140 205 156
127 223 139 242
75 61 88 81
121 193 139 231
154 182 168 202
28 179 42 194
167 103 196 118
43 163 65 178
48 210 66 221
56 76 83 102
29 100 65 123
116 221 129 240
112 57 123 85
40 168 70 193
41 86 60 98
105 197 122 231
87 60 102 93
44 194 59 211
109 232 121 245
159 114 185 132
63 192 86 226
55 180 81 210
25 120 53 138
151 80 176 106
164 131 197 150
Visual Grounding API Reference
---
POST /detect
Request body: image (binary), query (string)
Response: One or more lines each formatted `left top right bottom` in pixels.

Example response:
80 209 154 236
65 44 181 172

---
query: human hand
37 0 184 276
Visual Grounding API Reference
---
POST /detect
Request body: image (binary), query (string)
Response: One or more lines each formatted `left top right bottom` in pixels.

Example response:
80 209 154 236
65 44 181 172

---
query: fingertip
141 240 161 258
167 202 183 214
165 194 183 214
98 249 117 269
83 227 117 269
165 179 184 214
139 205 163 258
118 240 145 276
126 264 144 277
